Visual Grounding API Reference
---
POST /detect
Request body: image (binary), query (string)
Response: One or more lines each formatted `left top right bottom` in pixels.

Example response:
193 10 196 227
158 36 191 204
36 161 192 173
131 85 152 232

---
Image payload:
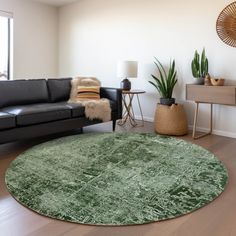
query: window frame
0 10 13 80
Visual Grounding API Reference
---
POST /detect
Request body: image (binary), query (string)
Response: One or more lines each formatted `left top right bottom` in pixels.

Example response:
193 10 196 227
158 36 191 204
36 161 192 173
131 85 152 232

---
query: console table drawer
186 85 236 105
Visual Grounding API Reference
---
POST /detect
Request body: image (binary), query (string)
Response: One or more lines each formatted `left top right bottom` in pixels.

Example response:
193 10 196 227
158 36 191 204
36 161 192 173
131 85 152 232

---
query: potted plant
149 57 177 106
191 48 208 85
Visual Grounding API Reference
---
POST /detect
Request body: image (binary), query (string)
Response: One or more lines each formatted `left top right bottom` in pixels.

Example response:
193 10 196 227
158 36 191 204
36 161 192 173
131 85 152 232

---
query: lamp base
120 78 131 91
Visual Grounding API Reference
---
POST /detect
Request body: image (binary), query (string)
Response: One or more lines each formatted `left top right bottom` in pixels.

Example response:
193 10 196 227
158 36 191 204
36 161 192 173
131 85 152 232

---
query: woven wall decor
216 2 236 47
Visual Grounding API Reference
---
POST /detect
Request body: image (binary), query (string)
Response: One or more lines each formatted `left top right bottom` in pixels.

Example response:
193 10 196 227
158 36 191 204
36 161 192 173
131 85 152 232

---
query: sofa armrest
100 87 122 119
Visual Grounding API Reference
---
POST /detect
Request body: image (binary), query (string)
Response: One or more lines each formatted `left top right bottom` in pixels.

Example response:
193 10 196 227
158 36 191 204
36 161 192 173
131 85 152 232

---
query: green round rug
5 133 228 225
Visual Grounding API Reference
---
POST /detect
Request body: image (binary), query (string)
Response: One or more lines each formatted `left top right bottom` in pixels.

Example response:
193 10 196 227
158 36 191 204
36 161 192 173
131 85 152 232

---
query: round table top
122 90 146 94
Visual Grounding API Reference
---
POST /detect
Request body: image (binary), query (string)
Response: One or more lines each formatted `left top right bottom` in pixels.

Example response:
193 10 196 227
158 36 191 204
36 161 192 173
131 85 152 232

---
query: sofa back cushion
0 79 49 108
47 78 72 102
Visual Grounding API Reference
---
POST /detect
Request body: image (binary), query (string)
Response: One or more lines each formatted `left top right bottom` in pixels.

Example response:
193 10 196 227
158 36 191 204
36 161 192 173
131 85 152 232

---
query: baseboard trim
135 116 154 123
135 116 236 139
188 125 236 139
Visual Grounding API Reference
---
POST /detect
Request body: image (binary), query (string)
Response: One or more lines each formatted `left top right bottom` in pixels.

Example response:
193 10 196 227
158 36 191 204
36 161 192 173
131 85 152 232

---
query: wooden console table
186 84 236 139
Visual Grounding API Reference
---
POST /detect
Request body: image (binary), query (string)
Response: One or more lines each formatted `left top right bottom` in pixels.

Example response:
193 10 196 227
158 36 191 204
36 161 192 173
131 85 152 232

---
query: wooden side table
118 90 145 127
186 84 236 139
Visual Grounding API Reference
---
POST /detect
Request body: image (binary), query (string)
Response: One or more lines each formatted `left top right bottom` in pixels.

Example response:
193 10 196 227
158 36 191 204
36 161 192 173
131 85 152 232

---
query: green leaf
154 60 167 96
154 57 167 79
205 58 208 74
195 51 200 71
200 48 206 77
150 75 165 97
149 80 160 93
191 60 200 78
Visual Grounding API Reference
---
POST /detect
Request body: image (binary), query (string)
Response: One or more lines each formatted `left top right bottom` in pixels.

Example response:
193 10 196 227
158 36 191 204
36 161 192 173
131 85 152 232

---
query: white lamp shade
117 61 138 78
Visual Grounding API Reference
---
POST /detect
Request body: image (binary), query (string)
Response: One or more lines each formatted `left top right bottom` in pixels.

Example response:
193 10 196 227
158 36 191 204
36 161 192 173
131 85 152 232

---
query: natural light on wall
0 10 13 80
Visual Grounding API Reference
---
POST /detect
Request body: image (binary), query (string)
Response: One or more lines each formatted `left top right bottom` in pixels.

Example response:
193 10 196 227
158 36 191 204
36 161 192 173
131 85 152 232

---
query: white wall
0 0 58 79
58 0 236 137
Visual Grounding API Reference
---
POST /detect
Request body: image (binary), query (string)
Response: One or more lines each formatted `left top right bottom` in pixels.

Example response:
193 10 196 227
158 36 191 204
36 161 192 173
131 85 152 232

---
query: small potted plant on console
191 48 209 85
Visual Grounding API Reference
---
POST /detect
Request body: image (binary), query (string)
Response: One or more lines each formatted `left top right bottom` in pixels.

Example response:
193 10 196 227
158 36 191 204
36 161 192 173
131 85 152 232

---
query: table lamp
117 61 138 90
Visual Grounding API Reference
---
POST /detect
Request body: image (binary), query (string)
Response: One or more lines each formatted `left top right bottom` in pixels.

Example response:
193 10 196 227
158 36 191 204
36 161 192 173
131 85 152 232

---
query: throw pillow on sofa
68 77 101 102
77 86 101 101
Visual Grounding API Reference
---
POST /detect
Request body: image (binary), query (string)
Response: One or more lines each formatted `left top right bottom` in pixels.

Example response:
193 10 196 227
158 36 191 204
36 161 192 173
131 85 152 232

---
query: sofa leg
112 119 116 132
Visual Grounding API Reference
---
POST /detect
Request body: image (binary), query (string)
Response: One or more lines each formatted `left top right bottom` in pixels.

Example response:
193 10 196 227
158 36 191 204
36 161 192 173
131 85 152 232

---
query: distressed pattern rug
5 133 228 225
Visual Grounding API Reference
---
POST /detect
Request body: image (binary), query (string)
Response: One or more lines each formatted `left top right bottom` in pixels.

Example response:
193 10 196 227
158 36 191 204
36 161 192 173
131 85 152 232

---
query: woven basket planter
154 104 188 136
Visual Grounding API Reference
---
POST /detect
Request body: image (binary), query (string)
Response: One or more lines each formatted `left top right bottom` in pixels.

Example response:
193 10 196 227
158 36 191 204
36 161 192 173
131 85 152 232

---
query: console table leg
192 102 199 139
209 103 213 134
193 103 213 140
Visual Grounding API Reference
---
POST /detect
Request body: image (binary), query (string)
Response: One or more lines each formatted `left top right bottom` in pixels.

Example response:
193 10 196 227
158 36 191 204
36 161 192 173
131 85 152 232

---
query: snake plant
191 48 208 79
149 58 177 99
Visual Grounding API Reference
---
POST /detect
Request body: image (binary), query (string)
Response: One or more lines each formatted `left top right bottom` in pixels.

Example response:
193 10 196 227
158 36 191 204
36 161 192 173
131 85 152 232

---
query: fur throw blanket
68 77 111 122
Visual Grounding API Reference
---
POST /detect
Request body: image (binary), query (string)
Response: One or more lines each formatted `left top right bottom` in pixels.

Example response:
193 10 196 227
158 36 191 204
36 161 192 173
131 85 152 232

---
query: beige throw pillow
76 86 100 101
69 77 101 102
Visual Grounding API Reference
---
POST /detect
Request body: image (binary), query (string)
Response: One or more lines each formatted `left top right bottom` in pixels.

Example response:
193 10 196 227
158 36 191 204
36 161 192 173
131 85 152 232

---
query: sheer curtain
0 10 13 80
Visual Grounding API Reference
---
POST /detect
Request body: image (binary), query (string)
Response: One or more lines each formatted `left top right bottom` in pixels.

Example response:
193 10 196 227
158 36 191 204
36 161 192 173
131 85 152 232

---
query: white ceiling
32 0 78 7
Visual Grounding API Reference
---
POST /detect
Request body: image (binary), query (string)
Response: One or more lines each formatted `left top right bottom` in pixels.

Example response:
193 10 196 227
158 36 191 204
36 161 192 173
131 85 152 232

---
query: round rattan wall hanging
216 2 236 47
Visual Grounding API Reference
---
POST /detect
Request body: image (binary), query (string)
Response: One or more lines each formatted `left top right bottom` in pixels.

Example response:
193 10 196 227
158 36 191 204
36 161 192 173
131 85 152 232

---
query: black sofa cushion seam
15 110 71 126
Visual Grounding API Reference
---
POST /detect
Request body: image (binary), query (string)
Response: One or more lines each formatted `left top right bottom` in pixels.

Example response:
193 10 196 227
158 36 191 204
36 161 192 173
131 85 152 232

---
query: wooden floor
1 121 236 236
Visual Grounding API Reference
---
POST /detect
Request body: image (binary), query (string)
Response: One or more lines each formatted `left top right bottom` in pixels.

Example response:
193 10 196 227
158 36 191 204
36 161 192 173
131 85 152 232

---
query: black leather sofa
0 78 122 144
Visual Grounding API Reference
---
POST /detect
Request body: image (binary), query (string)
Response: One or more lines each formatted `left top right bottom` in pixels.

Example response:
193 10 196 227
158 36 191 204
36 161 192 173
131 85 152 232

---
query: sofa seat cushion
0 112 16 130
64 102 85 118
2 103 71 126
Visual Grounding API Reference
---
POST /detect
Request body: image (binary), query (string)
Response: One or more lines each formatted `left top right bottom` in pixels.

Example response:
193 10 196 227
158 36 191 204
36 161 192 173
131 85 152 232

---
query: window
0 11 13 80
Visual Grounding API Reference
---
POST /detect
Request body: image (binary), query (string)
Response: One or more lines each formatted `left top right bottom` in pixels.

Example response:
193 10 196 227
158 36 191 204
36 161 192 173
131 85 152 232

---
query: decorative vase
210 78 225 86
160 98 175 106
120 79 131 91
193 77 204 85
204 74 212 86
